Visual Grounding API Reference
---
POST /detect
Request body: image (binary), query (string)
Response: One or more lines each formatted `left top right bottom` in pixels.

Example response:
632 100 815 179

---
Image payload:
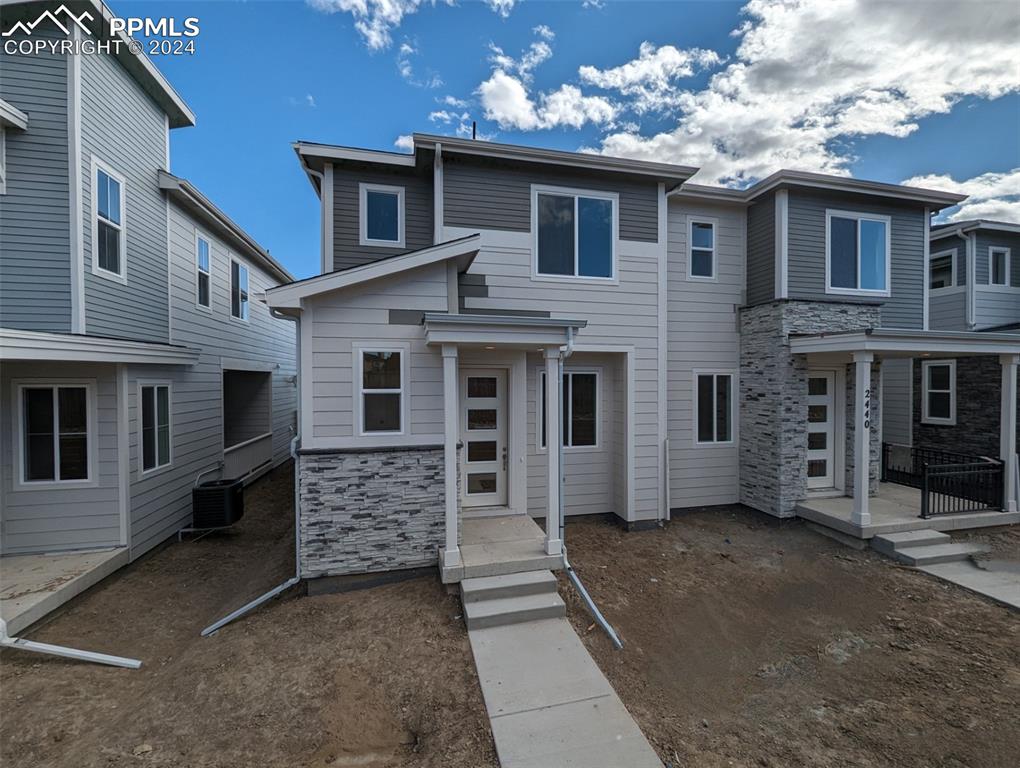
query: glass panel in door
807 372 835 489
460 370 507 507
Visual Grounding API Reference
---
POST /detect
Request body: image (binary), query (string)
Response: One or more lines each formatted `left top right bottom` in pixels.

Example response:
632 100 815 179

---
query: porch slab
796 483 1020 540
441 515 564 583
0 547 128 636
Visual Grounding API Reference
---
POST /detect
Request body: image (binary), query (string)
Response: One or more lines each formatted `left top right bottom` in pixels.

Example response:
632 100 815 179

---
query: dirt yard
0 464 497 768
561 509 1020 768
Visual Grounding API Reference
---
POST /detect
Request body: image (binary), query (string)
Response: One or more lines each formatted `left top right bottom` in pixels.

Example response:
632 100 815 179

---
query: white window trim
921 359 956 426
137 380 173 477
988 246 1011 287
686 216 718 282
0 127 7 195
929 248 957 293
358 182 406 248
12 379 98 489
692 370 738 447
195 230 212 311
353 341 410 437
536 367 602 453
824 209 892 298
530 184 619 284
229 255 250 323
90 155 127 284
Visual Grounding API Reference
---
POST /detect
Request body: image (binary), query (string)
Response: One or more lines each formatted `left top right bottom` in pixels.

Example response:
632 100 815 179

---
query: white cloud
903 168 1020 223
305 94 317 108
478 70 618 130
488 38 553 83
583 0 1020 184
486 0 517 20
394 134 415 151
533 24 555 41
429 109 470 124
579 41 722 114
397 40 442 88
440 94 469 108
582 0 605 8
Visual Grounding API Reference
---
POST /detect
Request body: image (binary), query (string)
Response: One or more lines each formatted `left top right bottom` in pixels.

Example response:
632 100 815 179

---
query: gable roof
267 235 480 310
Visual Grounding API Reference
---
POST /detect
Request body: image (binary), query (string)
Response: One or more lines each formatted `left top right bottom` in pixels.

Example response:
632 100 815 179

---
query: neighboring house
268 134 1019 589
0 2 296 631
882 220 1020 460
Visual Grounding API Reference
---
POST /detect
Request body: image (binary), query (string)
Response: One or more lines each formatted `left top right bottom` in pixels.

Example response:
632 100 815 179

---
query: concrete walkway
468 616 661 768
919 558 1020 611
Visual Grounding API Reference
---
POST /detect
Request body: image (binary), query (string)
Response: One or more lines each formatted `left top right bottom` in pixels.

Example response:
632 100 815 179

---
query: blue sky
123 0 1020 279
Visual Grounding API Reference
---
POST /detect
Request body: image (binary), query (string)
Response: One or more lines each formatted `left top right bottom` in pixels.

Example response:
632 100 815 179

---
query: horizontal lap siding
881 358 912 446
0 362 121 554
332 166 433 270
787 190 926 329
127 203 297 558
973 231 1020 329
745 193 775 305
929 290 967 330
0 28 72 331
443 156 659 242
81 48 169 342
308 263 448 441
666 200 743 508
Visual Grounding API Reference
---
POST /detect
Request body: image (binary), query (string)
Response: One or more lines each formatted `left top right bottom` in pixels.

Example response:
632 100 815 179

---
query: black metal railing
881 443 1005 518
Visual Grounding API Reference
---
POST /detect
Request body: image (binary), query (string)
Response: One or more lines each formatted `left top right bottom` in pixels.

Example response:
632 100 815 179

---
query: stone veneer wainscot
739 300 883 518
298 445 460 579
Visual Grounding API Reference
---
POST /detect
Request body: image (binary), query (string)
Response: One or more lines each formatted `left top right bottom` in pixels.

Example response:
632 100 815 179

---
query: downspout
1 618 141 669
558 327 624 650
202 308 302 636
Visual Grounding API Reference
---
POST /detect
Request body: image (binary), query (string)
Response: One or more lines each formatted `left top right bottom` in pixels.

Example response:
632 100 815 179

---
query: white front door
461 369 508 507
807 371 836 489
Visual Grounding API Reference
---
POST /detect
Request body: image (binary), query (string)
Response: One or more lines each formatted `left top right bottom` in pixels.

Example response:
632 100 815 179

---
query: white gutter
1 618 141 669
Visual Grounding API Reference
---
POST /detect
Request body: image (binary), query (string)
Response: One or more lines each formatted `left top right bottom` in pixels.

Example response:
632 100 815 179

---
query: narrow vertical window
360 350 402 433
695 373 734 444
141 384 171 472
689 221 715 278
95 165 124 277
989 247 1009 287
231 259 249 320
538 370 598 448
20 385 90 482
196 236 211 307
922 361 955 425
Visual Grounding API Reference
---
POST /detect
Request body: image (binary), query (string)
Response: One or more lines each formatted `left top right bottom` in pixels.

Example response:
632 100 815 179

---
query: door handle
502 447 508 471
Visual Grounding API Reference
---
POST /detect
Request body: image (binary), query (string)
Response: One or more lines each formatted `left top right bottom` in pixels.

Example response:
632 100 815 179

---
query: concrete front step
461 570 558 604
891 542 990 567
464 591 566 630
871 529 951 556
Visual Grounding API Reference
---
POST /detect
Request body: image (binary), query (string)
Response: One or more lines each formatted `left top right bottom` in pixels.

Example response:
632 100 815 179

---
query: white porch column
442 344 461 567
852 351 874 527
1001 353 1019 513
545 347 563 556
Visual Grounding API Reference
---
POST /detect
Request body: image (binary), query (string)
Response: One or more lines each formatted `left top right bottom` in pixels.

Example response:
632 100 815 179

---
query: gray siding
786 190 926 329
974 231 1019 286
0 362 121 555
929 289 967 330
126 201 297 558
332 165 433 270
0 27 72 332
745 193 775 306
80 47 170 343
666 199 744 508
443 155 659 242
973 230 1020 329
881 358 912 446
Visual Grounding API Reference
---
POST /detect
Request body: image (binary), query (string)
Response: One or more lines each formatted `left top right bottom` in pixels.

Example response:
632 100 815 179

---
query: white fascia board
294 142 416 167
746 171 967 208
0 329 200 365
422 313 587 347
789 330 1020 356
268 235 481 309
0 98 28 130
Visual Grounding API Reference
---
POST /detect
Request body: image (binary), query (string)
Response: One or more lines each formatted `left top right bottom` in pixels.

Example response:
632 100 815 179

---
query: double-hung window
922 360 955 425
688 220 716 279
359 349 404 433
989 247 1010 287
929 250 955 290
230 259 249 320
94 161 125 280
359 183 405 247
196 235 211 308
538 370 598 449
534 187 616 280
140 384 171 472
20 384 91 483
695 372 735 445
826 210 890 295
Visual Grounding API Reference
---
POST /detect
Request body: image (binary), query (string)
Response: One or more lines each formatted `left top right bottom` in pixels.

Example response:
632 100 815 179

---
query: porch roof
0 329 201 365
422 312 587 348
789 327 1020 357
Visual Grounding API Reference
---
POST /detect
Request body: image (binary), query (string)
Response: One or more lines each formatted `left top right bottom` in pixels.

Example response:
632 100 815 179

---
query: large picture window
539 370 598 448
359 183 405 247
19 384 91 483
141 384 172 472
359 349 404 433
695 372 735 445
230 259 249 320
826 210 890 295
922 360 955 425
534 187 615 280
93 160 125 280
